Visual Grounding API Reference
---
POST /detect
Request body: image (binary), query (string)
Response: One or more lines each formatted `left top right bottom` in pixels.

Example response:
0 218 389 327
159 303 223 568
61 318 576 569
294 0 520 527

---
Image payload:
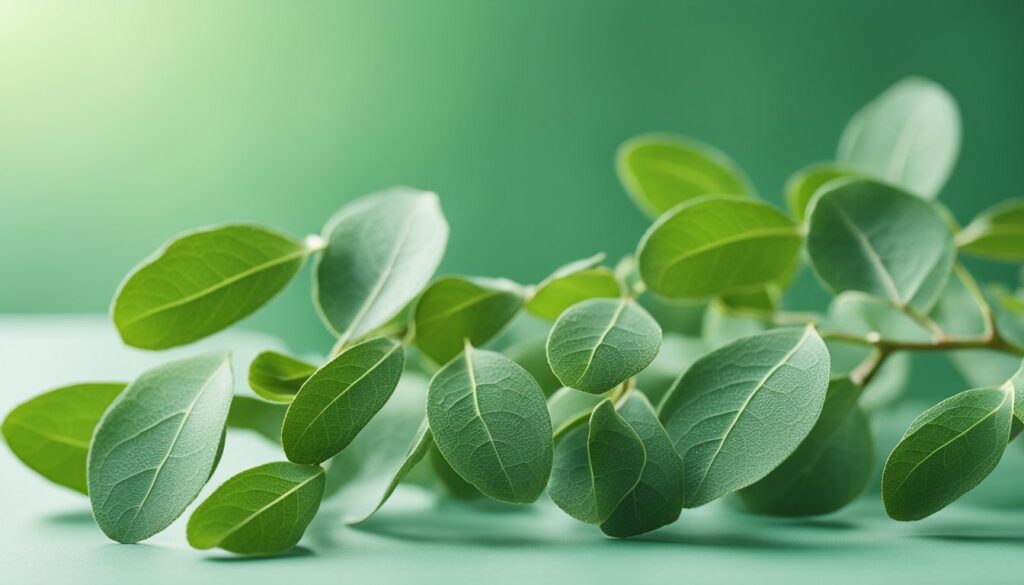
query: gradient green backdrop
2 1 1022 355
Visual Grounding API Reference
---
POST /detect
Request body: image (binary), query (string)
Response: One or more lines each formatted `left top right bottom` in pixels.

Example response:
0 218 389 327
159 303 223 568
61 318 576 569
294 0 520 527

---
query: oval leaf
838 76 960 199
427 344 553 503
414 276 524 364
548 399 646 524
660 326 830 507
187 462 325 555
807 179 955 311
282 337 404 465
617 134 754 217
546 298 661 394
113 225 310 349
637 195 802 299
3 383 125 494
526 254 621 320
88 353 234 543
957 199 1024 261
315 188 449 344
784 163 859 221
248 351 318 403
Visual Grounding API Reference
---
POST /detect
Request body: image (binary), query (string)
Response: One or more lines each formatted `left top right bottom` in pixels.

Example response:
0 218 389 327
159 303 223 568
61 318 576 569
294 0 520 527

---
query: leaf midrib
212 470 322 547
465 347 518 500
657 226 800 279
574 299 628 386
833 205 904 305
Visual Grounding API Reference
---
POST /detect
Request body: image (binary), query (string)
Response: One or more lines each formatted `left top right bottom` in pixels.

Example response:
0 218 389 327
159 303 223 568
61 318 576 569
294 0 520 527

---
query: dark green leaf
414 276 523 364
248 351 318 403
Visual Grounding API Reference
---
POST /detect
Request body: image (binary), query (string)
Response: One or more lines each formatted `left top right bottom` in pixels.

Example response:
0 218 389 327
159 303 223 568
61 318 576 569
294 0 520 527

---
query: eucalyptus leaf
660 326 830 507
248 351 318 403
719 286 781 315
637 195 802 299
546 298 661 394
282 337 404 464
430 441 482 500
88 353 234 543
3 382 125 494
806 178 954 311
956 199 1024 261
526 254 621 321
547 386 610 442
785 163 859 221
113 225 311 349
426 344 552 503
838 77 960 199
315 187 449 344
226 396 286 444
617 134 754 217
187 462 325 555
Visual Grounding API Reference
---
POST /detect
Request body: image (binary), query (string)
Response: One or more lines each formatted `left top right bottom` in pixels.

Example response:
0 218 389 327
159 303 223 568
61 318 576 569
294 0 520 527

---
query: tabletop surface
2 315 1023 585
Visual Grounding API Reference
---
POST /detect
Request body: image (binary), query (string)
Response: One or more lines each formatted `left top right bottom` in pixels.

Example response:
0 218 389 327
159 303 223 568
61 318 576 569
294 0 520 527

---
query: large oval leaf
838 77 960 199
807 179 954 311
88 353 234 543
548 399 646 524
413 276 524 364
546 298 661 394
315 188 449 344
956 199 1024 262
248 351 318 403
882 385 1013 521
659 326 830 507
427 344 552 503
617 134 754 217
187 462 325 555
282 337 404 464
637 195 802 299
526 253 621 321
784 163 860 221
3 382 125 494
113 225 311 349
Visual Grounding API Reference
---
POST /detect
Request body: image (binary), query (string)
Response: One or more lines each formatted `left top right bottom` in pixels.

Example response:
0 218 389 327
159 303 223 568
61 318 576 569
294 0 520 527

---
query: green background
2 0 1022 357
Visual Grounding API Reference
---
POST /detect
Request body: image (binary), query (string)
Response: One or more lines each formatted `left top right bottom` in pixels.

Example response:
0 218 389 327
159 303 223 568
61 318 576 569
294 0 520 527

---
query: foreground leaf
660 326 830 507
248 351 318 403
427 344 552 503
785 163 859 221
187 462 325 555
637 195 802 299
414 276 523 364
3 383 125 494
956 199 1024 261
282 337 404 464
88 353 233 543
546 298 661 393
882 385 1013 521
526 254 621 320
315 188 448 344
113 225 311 349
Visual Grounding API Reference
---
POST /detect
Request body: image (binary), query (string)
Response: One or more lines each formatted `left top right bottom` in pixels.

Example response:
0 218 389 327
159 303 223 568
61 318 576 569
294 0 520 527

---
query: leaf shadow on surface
41 508 96 527
203 546 314 563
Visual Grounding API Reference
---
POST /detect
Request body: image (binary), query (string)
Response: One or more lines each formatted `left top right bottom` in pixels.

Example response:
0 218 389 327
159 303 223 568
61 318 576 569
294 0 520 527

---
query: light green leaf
547 386 610 442
526 254 621 321
414 276 524 364
546 298 661 394
660 326 830 507
226 396 286 444
826 292 931 343
1011 361 1024 425
315 188 449 344
719 286 781 315
187 462 325 555
248 351 318 403
113 225 312 349
957 199 1024 261
882 385 1013 521
427 344 552 503
807 179 955 311
88 353 234 543
282 337 404 464
617 134 754 217
930 267 988 337
739 378 874 516
3 383 125 494
600 392 683 537
637 195 802 299
838 77 960 199
785 163 860 221
548 400 646 524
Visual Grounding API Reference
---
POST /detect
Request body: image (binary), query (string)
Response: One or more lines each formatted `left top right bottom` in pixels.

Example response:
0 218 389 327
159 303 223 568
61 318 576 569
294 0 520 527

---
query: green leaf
2 382 125 494
702 299 770 348
526 254 621 321
838 76 960 199
315 188 449 344
547 386 609 441
617 134 754 217
828 341 910 411
226 396 286 444
1010 361 1024 425
548 399 646 524
739 378 874 516
806 179 955 311
546 298 661 394
635 334 709 406
430 440 482 500
248 351 318 403
660 326 830 507
826 292 931 343
882 385 1013 521
785 163 860 221
112 225 311 349
88 353 234 543
719 286 781 315
506 337 561 397
426 343 553 503
637 195 802 299
282 337 404 464
957 199 1024 261
187 462 325 555
414 276 524 364
600 392 683 537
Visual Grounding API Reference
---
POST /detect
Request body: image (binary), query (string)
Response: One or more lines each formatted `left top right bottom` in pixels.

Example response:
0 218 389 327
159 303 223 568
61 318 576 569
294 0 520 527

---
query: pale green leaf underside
527 253 621 321
414 276 523 364
956 199 1024 261
248 351 318 403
